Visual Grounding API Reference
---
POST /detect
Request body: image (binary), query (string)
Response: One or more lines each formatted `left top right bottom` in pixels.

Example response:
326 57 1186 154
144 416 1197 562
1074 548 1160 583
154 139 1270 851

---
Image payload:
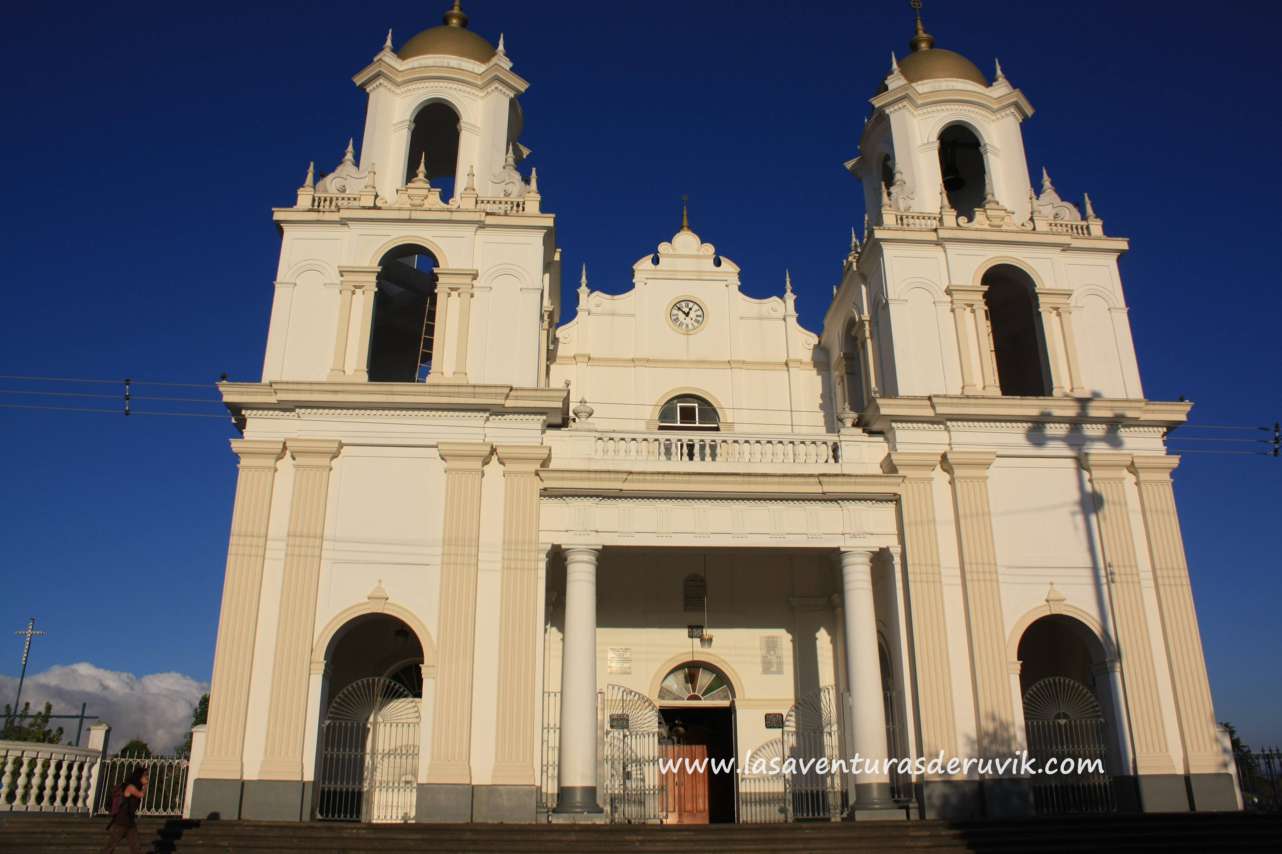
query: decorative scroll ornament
1033 167 1082 222
490 144 528 198
315 139 372 195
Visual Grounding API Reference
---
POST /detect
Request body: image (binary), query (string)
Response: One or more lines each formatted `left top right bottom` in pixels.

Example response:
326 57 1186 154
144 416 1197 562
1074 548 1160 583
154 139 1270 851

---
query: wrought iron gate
736 736 787 823
1022 676 1115 815
783 686 845 820
315 677 419 822
603 684 664 823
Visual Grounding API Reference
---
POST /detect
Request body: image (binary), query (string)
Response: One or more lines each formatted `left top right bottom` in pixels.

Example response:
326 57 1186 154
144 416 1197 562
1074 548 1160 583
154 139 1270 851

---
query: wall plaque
761 635 784 675
607 647 632 675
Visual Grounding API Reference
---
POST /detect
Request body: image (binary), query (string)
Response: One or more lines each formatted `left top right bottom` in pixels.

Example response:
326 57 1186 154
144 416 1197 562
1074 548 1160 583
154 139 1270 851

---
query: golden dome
399 2 496 64
896 7 987 87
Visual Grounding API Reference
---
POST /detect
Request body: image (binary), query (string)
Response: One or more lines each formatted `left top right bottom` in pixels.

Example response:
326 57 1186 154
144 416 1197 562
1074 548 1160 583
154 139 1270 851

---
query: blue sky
1 2 1279 748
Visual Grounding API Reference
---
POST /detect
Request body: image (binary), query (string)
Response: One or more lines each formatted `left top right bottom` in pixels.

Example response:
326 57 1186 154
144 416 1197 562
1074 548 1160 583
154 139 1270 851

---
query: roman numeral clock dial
669 298 705 333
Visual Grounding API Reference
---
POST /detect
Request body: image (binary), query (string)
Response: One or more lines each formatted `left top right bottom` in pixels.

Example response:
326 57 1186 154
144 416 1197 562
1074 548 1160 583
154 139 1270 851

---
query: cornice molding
538 469 901 500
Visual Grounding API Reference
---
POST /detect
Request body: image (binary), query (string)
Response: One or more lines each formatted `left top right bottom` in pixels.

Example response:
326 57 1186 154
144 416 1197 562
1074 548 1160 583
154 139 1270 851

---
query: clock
668 298 706 333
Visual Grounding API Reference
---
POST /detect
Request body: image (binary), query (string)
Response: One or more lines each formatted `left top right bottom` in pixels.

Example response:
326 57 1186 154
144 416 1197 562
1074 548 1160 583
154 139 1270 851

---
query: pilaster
426 442 492 789
428 269 479 383
882 453 958 763
1081 454 1176 778
332 267 378 379
1129 456 1228 788
490 445 552 787
941 451 1014 757
258 439 342 782
199 440 284 781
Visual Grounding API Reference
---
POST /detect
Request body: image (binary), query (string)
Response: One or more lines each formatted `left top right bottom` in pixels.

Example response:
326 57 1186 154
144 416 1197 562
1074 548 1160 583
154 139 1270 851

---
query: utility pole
12 617 46 715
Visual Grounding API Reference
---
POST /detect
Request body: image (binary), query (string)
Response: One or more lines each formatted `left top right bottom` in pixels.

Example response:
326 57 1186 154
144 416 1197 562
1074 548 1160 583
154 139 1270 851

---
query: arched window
982 264 1051 396
404 102 460 199
658 662 734 702
938 124 986 220
658 395 720 431
368 245 439 383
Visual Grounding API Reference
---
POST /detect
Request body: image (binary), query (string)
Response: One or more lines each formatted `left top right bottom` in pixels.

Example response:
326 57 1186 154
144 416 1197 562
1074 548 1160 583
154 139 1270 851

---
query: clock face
669 298 706 332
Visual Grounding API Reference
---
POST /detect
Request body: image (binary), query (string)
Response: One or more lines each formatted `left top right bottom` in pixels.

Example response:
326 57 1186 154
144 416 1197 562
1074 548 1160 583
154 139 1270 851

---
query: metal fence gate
782 686 845 820
736 736 787 823
315 677 419 822
603 685 664 823
1022 676 1115 815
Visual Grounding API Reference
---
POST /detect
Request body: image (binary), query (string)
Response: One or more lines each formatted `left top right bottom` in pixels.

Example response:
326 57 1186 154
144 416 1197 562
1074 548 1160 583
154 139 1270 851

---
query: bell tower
260 1 561 391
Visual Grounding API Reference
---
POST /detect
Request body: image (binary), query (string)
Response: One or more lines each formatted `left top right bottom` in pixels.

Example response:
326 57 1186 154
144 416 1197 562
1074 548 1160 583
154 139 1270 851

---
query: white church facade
189 3 1239 824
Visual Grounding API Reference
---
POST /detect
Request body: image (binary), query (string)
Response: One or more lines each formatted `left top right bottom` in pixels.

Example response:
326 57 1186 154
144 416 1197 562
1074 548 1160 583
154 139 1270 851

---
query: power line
0 374 215 389
0 403 230 419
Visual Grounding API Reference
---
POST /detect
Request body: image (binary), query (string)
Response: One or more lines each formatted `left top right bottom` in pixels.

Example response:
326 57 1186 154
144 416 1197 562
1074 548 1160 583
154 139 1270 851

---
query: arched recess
647 652 746 703
313 599 439 679
404 99 461 197
938 122 987 220
841 318 867 413
980 263 1052 396
368 244 440 382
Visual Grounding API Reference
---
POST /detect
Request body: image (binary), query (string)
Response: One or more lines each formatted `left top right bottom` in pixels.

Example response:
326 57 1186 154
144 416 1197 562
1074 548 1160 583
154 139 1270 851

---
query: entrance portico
539 488 911 821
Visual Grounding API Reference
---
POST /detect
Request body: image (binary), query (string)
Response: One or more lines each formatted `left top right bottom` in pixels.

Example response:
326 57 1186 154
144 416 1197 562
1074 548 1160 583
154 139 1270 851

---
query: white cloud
0 662 207 754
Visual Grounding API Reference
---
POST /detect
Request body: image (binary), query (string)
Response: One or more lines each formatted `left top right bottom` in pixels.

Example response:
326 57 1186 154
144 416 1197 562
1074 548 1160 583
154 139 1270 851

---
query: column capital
945 285 987 305
941 450 997 477
437 441 493 470
836 547 876 570
882 451 943 477
563 544 602 561
495 444 551 472
337 265 380 288
1129 454 1181 481
1081 452 1133 478
230 439 284 468
287 438 342 467
435 268 480 290
1034 288 1074 309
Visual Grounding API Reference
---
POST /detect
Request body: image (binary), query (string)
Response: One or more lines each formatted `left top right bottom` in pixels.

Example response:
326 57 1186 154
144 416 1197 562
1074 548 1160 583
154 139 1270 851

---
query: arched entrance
314 613 424 822
653 662 737 824
1017 614 1117 814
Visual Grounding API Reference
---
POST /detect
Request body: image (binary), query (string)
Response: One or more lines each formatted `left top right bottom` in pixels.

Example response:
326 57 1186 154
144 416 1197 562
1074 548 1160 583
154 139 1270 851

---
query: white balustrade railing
477 196 527 214
592 432 841 466
94 755 189 817
310 193 361 211
883 210 943 229
1043 219 1091 236
0 741 102 813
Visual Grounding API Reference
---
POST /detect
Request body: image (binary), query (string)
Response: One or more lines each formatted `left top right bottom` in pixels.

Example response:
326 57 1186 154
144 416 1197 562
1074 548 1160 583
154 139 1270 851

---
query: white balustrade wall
0 726 109 814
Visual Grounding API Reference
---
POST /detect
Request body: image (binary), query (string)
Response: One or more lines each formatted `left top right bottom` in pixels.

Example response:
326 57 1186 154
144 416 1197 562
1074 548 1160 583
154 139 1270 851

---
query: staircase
1 813 1278 853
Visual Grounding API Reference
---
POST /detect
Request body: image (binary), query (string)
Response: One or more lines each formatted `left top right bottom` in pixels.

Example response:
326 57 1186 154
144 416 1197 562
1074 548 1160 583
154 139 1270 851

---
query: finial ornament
303 161 315 189
578 263 589 299
384 28 393 51
504 144 516 167
497 33 506 54
343 138 355 164
1041 166 1054 193
850 226 859 252
909 0 935 52
785 269 794 296
889 51 899 73
415 152 427 182
1084 192 1098 219
443 0 468 29
528 167 539 193
994 57 1006 80
680 194 690 231
464 164 476 192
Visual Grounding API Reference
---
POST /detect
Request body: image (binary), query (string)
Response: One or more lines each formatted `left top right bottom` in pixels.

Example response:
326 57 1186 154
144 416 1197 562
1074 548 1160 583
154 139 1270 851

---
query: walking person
99 765 148 854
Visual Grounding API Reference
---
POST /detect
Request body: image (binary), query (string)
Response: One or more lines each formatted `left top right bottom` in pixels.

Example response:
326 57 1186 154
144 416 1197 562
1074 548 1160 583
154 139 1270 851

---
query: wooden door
662 744 709 824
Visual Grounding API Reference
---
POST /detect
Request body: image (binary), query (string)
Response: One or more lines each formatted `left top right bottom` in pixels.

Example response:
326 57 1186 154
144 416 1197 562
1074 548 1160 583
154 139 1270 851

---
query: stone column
430 269 478 382
190 440 283 818
1082 454 1182 810
331 267 378 379
837 549 895 814
946 286 984 395
1034 289 1076 397
424 442 491 820
484 445 552 821
555 545 603 813
882 453 960 815
1130 455 1237 810
1056 305 1088 396
254 439 341 817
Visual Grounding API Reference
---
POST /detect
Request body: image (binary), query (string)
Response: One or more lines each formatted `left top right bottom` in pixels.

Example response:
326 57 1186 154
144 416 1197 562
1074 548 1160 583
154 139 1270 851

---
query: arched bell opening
404 101 460 200
368 244 440 383
982 264 1052 396
938 124 986 220
1017 614 1119 815
315 613 424 823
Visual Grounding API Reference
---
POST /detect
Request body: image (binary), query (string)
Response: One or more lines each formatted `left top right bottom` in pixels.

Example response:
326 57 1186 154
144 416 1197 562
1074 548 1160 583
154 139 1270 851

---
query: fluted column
491 445 552 787
555 545 603 813
946 286 985 395
427 442 492 786
429 269 478 382
331 267 378 379
259 439 342 780
1130 456 1229 794
199 440 284 780
1082 454 1176 778
942 452 1016 757
838 548 894 811
1056 305 1088 396
1035 289 1076 397
882 454 958 763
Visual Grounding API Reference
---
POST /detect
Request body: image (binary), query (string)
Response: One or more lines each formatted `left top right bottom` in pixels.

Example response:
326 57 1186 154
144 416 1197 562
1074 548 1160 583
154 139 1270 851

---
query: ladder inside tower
418 292 437 381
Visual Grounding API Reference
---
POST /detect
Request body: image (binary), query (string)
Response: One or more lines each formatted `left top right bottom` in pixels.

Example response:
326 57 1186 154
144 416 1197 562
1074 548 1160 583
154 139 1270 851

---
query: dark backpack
109 784 124 817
